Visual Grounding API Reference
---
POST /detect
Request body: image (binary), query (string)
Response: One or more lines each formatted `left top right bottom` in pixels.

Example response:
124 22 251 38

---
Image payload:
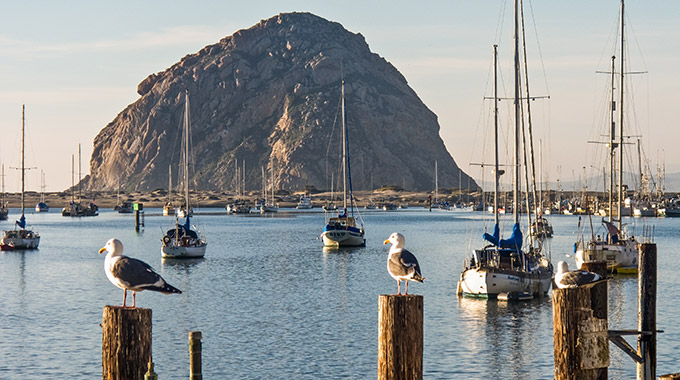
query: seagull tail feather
145 283 182 294
580 277 608 289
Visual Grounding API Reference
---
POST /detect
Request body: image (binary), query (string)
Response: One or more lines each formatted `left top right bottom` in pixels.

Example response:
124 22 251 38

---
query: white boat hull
260 205 278 213
458 267 552 298
575 239 638 271
161 244 206 259
2 236 40 249
321 230 365 247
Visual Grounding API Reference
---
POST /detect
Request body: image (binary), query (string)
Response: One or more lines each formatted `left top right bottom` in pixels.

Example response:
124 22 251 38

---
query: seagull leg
405 280 409 295
132 292 136 308
396 280 401 295
122 289 127 307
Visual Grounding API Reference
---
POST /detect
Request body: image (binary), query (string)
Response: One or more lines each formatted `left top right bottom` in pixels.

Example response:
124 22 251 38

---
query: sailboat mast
41 170 45 203
609 55 616 224
341 75 347 211
71 155 75 204
513 0 520 224
21 105 25 215
617 0 625 230
493 44 500 226
434 161 438 202
168 165 172 202
184 89 190 211
78 143 82 203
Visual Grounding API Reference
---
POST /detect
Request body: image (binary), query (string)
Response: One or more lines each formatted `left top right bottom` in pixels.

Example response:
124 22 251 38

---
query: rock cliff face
85 12 479 192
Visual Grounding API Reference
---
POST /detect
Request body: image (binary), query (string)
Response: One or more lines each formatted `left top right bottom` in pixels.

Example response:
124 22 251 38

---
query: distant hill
473 171 680 194
83 12 478 192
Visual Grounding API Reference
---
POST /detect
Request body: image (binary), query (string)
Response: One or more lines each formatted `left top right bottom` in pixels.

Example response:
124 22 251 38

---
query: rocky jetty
85 12 478 192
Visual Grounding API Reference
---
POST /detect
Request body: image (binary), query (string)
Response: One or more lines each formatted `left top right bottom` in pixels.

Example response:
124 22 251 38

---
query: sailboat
163 165 175 216
61 145 98 217
457 4 553 298
161 90 207 259
113 184 133 213
575 0 639 273
1 105 40 250
323 175 338 211
226 159 251 214
258 165 278 213
35 170 49 212
0 165 8 220
320 74 365 247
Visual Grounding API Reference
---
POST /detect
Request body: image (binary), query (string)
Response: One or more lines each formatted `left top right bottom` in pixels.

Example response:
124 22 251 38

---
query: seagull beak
383 239 390 245
98 247 107 254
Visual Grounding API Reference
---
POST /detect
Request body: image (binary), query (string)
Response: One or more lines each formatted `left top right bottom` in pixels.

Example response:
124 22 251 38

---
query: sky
0 0 678 192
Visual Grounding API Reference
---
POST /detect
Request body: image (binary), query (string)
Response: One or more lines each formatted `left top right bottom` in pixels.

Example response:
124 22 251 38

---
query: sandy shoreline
1 189 471 210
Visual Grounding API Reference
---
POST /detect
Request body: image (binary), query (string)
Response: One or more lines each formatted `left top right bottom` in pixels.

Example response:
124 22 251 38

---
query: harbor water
1 208 678 379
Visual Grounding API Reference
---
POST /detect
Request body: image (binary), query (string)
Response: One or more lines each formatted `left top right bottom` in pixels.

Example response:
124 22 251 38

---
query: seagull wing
388 251 410 277
559 270 603 288
111 256 165 291
399 249 424 281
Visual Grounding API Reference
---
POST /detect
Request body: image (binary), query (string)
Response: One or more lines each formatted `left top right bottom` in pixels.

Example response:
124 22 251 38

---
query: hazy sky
0 0 677 192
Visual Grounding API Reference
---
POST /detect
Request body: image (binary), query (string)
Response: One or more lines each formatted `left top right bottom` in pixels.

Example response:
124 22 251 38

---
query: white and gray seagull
99 238 181 308
554 261 607 289
384 232 424 295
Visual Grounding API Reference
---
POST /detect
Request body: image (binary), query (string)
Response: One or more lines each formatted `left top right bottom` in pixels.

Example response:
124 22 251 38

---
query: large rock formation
85 12 479 192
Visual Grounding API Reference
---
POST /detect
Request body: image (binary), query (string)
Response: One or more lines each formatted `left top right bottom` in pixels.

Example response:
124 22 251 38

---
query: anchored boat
458 5 553 298
321 73 365 248
1 105 41 250
161 90 207 259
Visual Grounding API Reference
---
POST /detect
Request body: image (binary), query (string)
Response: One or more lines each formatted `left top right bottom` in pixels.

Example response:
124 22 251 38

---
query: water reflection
161 257 205 270
321 246 364 255
457 296 554 378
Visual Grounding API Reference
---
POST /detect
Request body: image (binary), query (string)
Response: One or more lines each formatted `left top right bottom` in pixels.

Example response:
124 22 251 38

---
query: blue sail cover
165 216 199 240
483 223 523 250
482 224 500 246
603 220 620 243
16 215 26 229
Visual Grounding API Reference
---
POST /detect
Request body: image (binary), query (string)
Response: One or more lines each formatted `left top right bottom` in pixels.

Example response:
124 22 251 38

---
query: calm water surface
0 208 678 379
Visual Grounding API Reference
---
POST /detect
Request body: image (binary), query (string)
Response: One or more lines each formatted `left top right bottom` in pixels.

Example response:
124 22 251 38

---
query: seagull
99 238 181 308
384 232 424 295
554 261 607 289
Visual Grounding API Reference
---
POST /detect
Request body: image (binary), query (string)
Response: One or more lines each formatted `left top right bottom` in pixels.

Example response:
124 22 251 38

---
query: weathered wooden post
581 260 608 320
189 331 203 380
378 295 423 380
553 287 608 380
637 243 657 380
102 306 152 380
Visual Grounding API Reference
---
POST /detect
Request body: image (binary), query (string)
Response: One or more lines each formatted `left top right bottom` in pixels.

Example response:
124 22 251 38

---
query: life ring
162 236 171 245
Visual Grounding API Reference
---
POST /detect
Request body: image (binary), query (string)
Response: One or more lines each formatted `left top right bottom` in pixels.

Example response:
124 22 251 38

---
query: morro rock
85 12 479 192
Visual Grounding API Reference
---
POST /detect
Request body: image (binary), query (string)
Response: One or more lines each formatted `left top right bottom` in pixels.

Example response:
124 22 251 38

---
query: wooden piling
102 306 152 380
553 287 608 380
581 260 608 320
189 331 203 380
637 243 657 380
378 294 423 380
